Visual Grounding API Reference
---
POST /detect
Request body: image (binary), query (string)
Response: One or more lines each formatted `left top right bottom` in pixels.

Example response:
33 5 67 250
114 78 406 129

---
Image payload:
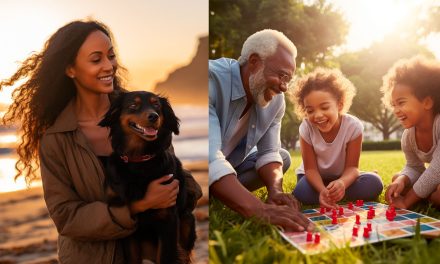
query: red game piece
363 227 370 238
326 207 331 212
339 207 344 216
320 207 325 214
360 200 364 206
306 231 313 242
332 209 337 217
367 211 373 219
372 209 375 217
355 214 361 225
355 200 360 206
369 206 373 211
314 233 320 244
367 222 372 231
332 215 338 224
352 226 358 236
348 202 353 210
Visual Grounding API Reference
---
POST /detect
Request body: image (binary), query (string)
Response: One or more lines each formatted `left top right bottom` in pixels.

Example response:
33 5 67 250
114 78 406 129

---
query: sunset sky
0 0 208 105
329 0 440 57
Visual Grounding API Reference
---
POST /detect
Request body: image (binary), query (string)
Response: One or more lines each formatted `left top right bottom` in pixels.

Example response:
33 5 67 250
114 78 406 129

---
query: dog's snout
148 112 159 122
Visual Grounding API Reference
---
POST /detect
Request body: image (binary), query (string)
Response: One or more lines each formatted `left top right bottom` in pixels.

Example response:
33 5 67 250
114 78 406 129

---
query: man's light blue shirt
209 58 285 186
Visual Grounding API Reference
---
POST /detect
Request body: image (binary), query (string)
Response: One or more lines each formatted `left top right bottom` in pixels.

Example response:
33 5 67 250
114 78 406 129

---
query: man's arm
254 97 300 209
210 174 313 232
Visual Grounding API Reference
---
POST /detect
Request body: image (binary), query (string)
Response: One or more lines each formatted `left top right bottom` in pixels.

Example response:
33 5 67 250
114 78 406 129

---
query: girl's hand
319 189 337 209
129 174 179 215
327 179 345 202
385 176 405 204
390 195 407 209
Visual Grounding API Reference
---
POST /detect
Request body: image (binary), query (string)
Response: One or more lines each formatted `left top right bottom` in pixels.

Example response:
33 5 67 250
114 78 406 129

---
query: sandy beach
0 161 208 264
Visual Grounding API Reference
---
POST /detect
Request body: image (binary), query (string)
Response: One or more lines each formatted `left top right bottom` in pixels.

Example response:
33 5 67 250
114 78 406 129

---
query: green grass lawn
209 151 440 264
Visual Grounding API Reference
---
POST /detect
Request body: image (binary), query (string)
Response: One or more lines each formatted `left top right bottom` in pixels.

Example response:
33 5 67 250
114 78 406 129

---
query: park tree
209 0 348 149
338 5 440 140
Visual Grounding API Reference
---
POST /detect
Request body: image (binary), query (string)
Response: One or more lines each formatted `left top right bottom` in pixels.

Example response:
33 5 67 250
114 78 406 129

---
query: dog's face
99 91 179 154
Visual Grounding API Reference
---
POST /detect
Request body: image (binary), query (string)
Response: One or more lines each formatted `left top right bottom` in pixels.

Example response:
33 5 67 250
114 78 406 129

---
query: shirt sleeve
39 134 136 241
298 120 311 145
208 74 236 186
349 116 363 141
399 130 426 185
255 96 284 170
412 140 440 198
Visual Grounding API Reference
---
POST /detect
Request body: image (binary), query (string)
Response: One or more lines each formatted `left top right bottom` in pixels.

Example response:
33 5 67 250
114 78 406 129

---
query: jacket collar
45 100 78 134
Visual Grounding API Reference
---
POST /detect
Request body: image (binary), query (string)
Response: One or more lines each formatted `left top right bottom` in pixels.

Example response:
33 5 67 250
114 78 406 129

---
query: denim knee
345 172 384 201
279 148 291 173
292 175 319 205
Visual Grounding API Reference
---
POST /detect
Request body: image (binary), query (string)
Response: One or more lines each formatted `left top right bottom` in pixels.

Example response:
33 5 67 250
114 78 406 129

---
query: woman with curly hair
291 68 383 208
383 56 440 209
0 20 200 263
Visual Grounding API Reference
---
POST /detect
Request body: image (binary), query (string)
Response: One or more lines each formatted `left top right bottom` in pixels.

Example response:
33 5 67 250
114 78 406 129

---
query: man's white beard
249 68 269 108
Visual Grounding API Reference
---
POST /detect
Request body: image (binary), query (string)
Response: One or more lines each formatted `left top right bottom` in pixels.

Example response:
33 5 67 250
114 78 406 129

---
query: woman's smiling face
66 30 117 95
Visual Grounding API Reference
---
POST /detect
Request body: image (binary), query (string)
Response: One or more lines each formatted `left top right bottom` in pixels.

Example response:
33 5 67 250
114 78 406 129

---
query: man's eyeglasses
264 64 293 84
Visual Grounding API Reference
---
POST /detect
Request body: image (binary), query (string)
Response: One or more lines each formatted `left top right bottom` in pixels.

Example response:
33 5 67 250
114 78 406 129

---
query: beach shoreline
0 161 208 264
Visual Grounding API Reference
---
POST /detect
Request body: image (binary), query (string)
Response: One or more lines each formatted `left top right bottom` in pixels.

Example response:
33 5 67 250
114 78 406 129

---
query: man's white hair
238 29 297 66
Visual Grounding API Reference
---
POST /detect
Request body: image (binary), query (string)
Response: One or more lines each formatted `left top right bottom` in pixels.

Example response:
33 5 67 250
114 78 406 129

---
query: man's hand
327 179 345 202
267 192 301 211
255 203 314 232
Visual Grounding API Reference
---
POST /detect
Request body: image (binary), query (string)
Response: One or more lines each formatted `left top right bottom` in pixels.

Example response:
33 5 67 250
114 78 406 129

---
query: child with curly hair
382 56 440 209
292 68 383 208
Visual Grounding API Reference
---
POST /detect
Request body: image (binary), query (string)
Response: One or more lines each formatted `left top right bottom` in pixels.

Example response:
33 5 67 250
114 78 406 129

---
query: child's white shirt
296 114 363 179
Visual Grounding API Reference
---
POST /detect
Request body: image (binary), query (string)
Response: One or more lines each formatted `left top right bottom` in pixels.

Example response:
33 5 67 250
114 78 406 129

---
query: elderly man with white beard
209 29 313 232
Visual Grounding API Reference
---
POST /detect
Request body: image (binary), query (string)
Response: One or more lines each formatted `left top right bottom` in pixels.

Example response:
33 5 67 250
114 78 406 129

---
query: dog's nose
148 112 159 122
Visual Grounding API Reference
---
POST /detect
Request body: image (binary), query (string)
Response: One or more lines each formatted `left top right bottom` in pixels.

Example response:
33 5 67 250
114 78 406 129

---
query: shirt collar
230 60 247 101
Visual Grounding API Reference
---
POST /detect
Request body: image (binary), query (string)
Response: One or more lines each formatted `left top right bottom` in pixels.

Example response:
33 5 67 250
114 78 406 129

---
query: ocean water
0 105 208 193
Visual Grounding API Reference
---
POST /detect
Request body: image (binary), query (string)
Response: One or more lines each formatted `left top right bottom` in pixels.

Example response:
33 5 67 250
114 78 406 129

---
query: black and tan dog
99 91 196 264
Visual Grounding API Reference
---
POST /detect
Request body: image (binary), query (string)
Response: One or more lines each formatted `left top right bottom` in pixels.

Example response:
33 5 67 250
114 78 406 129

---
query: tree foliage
210 0 348 149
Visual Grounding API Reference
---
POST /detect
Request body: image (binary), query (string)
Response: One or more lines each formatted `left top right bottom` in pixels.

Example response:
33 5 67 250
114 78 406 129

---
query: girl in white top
292 68 383 208
383 56 440 209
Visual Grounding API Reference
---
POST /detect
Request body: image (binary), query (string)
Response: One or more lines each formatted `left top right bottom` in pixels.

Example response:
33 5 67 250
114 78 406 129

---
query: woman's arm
40 135 137 242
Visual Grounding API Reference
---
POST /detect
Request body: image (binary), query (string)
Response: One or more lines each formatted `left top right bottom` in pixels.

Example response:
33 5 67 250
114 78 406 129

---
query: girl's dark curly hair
381 55 440 114
291 67 356 119
0 19 126 185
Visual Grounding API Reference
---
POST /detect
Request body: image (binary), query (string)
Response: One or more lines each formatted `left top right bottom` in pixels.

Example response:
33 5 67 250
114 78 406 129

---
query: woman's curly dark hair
291 67 356 119
0 19 126 185
381 55 440 114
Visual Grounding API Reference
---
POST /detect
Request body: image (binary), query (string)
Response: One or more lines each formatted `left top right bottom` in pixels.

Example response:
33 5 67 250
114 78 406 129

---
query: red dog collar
120 154 156 163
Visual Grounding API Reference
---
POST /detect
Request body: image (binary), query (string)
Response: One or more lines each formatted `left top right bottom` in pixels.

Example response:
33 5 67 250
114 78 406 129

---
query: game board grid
280 202 440 255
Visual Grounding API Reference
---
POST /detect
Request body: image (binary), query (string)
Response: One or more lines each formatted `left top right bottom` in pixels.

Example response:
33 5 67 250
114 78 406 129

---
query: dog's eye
128 103 138 110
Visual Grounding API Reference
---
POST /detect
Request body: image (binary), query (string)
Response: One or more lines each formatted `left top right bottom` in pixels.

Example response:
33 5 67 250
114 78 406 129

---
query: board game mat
280 202 440 255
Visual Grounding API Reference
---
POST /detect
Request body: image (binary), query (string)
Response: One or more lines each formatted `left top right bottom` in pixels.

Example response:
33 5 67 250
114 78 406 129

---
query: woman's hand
385 176 406 204
129 174 179 215
327 179 345 202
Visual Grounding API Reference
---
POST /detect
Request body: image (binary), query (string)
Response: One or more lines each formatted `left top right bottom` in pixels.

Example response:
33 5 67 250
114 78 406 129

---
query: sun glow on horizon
331 0 419 51
0 0 208 106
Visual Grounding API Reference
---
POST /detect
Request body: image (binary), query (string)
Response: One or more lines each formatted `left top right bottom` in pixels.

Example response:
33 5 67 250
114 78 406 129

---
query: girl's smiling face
303 90 342 134
391 84 433 129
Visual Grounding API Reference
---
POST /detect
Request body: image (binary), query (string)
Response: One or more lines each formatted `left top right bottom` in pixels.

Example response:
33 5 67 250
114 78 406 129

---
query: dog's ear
98 93 126 127
159 96 180 135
